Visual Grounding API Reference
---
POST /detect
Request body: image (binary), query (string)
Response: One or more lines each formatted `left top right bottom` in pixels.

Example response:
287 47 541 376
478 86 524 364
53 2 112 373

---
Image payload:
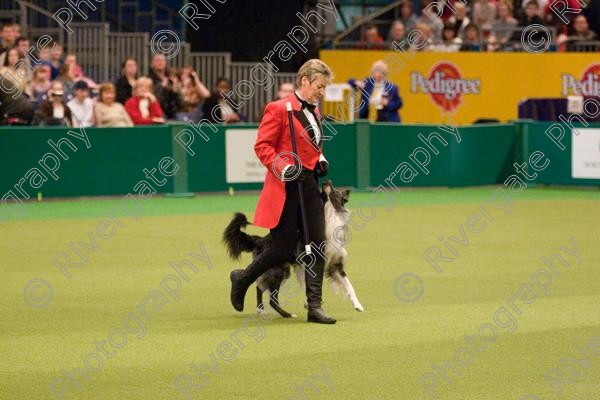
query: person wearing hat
67 80 94 127
33 81 73 126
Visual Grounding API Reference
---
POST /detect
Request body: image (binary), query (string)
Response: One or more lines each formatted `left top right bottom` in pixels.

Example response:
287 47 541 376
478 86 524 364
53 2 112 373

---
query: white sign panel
324 83 350 102
572 128 600 179
225 129 267 183
567 96 584 114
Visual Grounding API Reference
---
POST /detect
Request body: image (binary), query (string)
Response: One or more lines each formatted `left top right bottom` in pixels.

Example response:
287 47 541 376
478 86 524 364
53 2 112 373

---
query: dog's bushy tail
223 212 258 260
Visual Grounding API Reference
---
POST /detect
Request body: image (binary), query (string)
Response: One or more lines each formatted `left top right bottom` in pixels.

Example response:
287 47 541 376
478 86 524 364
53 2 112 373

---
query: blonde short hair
371 60 389 74
295 59 334 88
134 77 154 93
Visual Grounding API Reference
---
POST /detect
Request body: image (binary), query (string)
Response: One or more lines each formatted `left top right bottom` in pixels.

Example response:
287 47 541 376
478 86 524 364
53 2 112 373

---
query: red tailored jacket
253 94 324 229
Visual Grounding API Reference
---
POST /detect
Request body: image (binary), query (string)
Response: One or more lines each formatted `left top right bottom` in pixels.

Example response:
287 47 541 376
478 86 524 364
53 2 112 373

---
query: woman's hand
227 113 241 122
146 93 157 103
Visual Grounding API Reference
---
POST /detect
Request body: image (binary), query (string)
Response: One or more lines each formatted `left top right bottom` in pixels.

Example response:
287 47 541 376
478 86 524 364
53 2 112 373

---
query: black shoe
230 269 248 312
307 308 336 324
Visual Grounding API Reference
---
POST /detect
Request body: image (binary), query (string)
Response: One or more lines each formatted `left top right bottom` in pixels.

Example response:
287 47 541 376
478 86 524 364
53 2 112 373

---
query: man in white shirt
67 80 94 127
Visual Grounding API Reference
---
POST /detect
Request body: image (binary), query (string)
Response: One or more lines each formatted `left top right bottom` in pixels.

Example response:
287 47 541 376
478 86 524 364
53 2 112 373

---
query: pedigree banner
320 50 600 124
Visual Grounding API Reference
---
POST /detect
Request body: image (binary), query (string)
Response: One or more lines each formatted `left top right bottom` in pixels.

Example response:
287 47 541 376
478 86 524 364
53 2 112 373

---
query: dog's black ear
321 190 328 203
342 189 350 204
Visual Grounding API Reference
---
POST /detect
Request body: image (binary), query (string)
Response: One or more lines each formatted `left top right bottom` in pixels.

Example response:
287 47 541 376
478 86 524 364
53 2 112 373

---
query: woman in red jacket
124 77 166 125
229 59 336 324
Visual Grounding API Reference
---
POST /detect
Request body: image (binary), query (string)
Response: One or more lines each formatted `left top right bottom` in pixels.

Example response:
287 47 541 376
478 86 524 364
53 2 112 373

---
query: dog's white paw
257 307 266 315
354 304 364 312
291 314 298 318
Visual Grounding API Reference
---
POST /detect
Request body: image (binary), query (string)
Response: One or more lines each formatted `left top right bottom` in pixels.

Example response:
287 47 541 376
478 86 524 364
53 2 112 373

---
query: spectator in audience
566 15 597 41
543 0 580 33
348 60 403 122
176 67 210 122
56 63 76 100
448 2 471 38
64 54 82 77
417 4 443 40
0 23 16 53
148 53 182 120
33 81 73 126
440 0 465 21
516 1 546 45
0 71 33 125
413 22 434 50
1 48 29 94
125 76 165 125
558 15 598 51
12 23 21 38
65 53 98 92
461 23 483 51
67 80 94 127
518 1 544 27
1 36 33 68
473 0 497 32
584 0 600 40
38 42 52 66
27 66 51 107
43 42 64 80
64 53 96 89
181 67 210 99
202 78 243 123
360 24 385 49
94 82 133 127
431 22 462 52
489 1 518 51
387 20 408 50
15 37 33 68
398 1 418 32
277 82 295 100
521 0 548 14
176 66 210 92
115 57 138 104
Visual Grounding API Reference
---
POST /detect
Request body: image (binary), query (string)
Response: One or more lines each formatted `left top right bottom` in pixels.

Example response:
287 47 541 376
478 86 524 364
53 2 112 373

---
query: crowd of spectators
358 0 600 52
0 22 243 126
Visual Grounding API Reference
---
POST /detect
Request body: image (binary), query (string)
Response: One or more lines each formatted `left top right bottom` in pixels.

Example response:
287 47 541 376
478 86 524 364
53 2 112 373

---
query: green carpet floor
1 187 599 399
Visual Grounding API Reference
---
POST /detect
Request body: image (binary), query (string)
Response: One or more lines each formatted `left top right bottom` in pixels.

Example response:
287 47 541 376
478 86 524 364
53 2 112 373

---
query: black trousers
245 171 326 309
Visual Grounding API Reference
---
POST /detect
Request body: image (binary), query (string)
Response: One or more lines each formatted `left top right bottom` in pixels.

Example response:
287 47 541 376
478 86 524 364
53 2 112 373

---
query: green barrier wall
519 121 600 186
0 126 174 199
1 121 598 201
369 123 517 187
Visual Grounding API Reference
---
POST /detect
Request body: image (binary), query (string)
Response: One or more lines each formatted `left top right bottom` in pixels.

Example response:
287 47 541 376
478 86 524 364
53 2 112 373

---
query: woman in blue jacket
348 60 403 122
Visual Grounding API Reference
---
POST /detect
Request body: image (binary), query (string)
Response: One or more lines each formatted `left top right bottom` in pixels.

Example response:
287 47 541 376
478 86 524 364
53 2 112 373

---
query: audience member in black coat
115 57 138 105
147 54 182 120
515 1 547 45
517 1 545 27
